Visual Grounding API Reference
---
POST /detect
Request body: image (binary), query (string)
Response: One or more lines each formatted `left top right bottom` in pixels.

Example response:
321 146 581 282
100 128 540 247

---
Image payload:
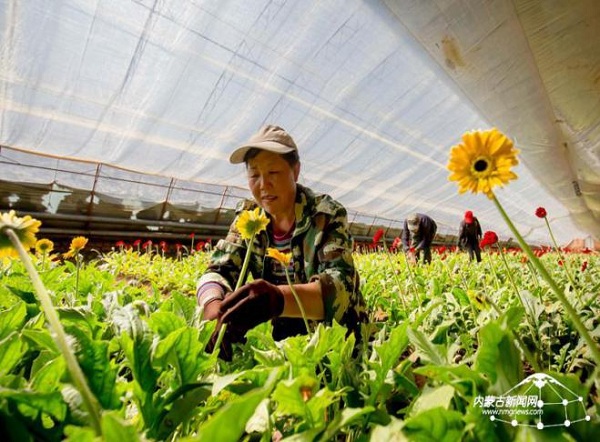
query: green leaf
370 415 407 441
413 364 487 398
403 407 465 441
410 385 455 415
63 425 96 442
102 411 141 442
408 328 447 366
307 321 349 362
153 327 206 386
321 406 376 440
171 291 198 325
463 403 510 442
30 356 66 393
152 383 212 440
0 332 25 376
195 369 279 442
366 323 409 407
475 320 522 394
5 285 36 305
0 387 67 421
120 331 158 393
148 310 186 338
272 374 320 418
21 329 59 354
0 301 27 340
451 287 470 307
376 322 410 373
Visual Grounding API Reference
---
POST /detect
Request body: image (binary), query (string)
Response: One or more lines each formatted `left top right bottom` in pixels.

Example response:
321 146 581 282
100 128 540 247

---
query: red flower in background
195 241 205 251
535 207 547 218
159 241 167 252
133 239 141 247
391 236 401 250
372 228 385 245
142 240 153 249
115 240 125 248
480 231 498 248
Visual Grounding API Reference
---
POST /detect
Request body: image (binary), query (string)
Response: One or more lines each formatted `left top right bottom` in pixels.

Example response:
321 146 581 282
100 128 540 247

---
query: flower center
474 158 489 172
470 156 492 177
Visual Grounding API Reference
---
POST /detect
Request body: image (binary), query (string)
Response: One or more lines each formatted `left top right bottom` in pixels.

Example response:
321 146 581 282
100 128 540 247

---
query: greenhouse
0 1 598 441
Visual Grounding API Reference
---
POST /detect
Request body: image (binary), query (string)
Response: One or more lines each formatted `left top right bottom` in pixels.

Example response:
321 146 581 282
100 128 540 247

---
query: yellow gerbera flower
266 247 292 267
235 207 270 240
64 236 88 258
36 238 55 254
0 210 41 258
447 128 519 198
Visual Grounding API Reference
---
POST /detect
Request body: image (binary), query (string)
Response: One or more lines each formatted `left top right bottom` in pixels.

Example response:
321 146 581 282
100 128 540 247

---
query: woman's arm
279 281 324 319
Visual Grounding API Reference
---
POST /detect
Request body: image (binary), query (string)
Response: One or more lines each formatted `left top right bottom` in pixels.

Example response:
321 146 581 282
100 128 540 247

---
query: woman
196 125 367 353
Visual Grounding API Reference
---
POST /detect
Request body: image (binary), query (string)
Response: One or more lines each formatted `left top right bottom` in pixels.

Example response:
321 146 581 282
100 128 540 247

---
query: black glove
219 279 285 331
207 280 284 360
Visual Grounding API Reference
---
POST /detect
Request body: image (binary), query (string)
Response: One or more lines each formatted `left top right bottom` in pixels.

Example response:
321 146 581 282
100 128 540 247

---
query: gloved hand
219 279 285 331
206 279 285 360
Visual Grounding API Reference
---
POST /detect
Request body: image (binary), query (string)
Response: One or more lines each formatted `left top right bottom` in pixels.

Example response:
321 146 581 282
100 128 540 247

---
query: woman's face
246 150 300 218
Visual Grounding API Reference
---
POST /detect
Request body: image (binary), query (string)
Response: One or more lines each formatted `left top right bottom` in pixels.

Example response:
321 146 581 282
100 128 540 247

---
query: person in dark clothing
401 213 437 264
457 210 482 262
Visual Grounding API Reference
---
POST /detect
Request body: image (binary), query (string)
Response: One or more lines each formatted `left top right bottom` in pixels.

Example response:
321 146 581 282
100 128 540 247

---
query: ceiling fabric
1 0 598 244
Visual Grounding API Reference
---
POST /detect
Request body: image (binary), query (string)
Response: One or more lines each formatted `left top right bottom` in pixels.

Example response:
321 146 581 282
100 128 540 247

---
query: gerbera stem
236 234 255 290
75 254 81 299
5 228 103 435
492 195 600 367
283 269 311 334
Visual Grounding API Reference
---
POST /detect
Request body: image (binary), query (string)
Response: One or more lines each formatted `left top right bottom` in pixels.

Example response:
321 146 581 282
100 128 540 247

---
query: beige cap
407 213 420 232
229 125 298 164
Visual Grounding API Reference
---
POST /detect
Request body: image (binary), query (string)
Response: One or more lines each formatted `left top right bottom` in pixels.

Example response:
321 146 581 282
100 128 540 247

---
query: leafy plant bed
0 246 598 441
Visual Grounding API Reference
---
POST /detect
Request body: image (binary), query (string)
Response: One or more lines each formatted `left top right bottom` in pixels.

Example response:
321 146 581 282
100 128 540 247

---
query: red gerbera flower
480 231 498 248
535 207 547 218
372 228 385 245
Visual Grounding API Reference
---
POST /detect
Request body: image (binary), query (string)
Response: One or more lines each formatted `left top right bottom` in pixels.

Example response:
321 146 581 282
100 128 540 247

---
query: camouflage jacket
197 184 367 336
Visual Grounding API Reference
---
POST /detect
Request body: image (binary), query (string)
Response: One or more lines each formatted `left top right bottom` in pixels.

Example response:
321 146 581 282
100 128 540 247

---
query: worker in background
457 210 482 262
402 213 437 264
